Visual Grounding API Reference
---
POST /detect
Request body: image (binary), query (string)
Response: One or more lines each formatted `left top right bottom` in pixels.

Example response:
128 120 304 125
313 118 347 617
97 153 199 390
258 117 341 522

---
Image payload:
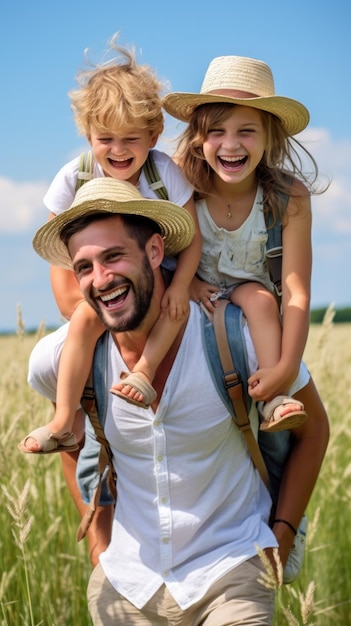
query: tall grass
0 309 350 625
273 308 351 624
0 325 91 625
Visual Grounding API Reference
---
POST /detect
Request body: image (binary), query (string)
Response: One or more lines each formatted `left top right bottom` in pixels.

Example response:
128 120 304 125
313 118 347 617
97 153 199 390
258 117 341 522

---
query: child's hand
189 276 221 314
248 365 294 402
160 285 189 322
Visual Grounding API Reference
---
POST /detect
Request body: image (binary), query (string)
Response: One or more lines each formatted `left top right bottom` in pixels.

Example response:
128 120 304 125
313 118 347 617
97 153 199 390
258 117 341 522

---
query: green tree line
310 307 351 324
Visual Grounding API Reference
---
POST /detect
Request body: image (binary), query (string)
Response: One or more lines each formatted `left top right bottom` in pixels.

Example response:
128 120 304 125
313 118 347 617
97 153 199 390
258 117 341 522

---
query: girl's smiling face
202 105 267 185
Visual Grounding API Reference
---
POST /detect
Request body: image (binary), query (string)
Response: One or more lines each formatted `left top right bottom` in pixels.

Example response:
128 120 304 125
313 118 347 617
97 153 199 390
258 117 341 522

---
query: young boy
19 34 201 453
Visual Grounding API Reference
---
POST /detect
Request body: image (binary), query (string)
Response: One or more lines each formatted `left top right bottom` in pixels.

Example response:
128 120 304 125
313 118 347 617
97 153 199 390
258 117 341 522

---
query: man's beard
90 255 155 333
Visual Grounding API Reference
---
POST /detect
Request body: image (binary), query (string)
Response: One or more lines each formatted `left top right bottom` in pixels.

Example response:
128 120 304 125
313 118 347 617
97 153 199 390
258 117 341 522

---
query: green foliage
310 307 351 324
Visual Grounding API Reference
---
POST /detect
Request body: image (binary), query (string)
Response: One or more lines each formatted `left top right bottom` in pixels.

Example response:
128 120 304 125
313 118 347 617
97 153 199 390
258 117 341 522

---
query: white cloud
0 177 49 233
292 129 351 239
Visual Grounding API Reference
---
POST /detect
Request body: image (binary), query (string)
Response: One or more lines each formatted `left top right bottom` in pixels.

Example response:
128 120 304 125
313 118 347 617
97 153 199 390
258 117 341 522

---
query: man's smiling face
69 215 155 332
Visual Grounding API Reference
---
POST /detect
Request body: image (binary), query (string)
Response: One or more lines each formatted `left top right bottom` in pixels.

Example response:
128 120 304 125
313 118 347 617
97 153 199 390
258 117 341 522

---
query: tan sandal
259 395 308 432
110 371 157 409
18 426 79 454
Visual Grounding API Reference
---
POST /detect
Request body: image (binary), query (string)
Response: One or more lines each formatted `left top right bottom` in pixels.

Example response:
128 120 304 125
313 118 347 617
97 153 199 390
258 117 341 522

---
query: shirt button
157 455 163 462
164 570 169 577
154 420 160 427
162 537 169 544
161 497 168 504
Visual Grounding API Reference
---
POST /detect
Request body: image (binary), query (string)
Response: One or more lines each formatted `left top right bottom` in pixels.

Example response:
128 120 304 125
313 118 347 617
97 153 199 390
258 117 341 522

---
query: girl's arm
247 179 312 400
161 196 203 320
279 179 312 387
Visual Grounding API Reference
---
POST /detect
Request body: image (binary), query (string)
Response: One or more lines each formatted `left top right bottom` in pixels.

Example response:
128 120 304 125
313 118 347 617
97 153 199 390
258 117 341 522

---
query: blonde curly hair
69 33 165 138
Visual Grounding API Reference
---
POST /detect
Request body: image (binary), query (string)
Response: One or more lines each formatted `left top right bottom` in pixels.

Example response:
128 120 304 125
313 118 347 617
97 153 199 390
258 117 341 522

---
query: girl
163 55 323 431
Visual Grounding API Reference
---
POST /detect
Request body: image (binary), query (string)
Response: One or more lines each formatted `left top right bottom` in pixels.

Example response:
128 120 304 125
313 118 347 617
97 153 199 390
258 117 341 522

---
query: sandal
18 426 79 454
110 371 157 409
258 395 308 432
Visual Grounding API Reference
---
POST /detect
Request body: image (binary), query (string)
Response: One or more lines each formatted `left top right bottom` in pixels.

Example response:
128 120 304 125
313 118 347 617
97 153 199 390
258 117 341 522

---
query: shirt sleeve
27 324 69 400
43 158 80 216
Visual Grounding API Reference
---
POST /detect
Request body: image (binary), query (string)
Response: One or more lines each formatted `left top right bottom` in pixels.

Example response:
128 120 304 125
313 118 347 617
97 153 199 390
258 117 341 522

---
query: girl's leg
231 283 307 431
20 303 105 452
230 282 281 368
111 314 184 406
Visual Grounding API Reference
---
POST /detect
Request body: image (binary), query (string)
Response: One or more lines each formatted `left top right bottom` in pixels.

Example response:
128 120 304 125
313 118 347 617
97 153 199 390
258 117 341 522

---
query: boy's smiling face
89 125 158 186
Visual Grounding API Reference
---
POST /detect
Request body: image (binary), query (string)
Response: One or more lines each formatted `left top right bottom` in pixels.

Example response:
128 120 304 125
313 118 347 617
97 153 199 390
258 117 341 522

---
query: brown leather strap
76 443 110 542
212 300 269 488
77 372 117 542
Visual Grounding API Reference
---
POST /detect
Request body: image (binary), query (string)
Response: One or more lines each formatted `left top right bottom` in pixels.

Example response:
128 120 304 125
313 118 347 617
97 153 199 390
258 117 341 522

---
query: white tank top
196 186 273 292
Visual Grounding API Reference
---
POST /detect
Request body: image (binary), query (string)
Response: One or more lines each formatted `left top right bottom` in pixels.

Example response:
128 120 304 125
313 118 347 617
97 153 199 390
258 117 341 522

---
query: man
28 178 329 625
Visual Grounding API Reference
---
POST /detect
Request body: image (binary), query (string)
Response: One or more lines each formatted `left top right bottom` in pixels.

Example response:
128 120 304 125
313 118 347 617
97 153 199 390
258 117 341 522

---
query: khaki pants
87 557 275 625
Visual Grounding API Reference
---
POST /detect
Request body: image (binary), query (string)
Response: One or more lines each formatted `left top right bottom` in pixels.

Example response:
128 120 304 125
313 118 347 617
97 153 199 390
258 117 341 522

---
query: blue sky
1 0 350 331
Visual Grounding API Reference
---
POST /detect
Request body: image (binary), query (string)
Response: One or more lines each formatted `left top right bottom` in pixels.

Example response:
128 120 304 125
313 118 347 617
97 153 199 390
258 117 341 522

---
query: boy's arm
47 211 85 320
161 196 202 321
50 265 85 320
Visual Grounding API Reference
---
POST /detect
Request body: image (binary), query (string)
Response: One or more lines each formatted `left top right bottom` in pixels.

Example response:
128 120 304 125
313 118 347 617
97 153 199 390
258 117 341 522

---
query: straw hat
162 56 309 136
33 178 195 269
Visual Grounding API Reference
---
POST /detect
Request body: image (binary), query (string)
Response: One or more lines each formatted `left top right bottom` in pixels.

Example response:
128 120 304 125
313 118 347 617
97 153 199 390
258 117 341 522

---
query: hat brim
163 92 309 136
33 195 195 270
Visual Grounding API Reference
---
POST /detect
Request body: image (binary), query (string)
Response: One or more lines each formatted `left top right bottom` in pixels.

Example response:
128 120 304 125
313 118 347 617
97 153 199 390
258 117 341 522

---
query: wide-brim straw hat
163 56 309 136
33 178 195 269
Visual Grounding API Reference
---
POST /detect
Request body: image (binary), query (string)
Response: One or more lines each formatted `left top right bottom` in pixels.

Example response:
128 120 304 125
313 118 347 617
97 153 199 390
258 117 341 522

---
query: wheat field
0 309 350 625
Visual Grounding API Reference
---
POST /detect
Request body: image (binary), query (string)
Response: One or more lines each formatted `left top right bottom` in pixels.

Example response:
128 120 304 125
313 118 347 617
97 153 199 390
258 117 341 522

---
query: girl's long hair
175 103 323 225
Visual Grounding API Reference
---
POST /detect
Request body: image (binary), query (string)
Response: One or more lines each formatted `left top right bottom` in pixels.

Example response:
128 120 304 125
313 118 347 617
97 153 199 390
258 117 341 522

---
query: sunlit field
1 309 350 625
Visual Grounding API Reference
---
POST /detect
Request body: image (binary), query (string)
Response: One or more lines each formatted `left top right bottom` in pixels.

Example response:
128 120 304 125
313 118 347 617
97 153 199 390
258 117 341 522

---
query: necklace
226 204 232 219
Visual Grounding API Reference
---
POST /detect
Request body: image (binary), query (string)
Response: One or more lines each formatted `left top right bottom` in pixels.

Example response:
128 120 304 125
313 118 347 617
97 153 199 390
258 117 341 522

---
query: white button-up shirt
100 304 275 610
27 307 310 612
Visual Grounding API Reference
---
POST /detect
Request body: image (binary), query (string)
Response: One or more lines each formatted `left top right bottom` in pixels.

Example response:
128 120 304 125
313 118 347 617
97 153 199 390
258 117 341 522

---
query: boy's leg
52 304 105 434
111 314 185 406
20 304 105 452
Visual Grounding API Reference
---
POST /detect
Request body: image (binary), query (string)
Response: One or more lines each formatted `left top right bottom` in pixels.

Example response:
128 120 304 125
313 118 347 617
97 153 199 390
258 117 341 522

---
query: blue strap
201 303 251 417
92 332 109 427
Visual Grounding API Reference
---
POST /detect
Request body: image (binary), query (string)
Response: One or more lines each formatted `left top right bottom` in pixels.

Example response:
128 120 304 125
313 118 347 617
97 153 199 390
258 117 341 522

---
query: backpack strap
264 186 291 301
75 150 169 201
211 301 270 488
76 151 94 192
142 151 169 200
77 333 116 542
